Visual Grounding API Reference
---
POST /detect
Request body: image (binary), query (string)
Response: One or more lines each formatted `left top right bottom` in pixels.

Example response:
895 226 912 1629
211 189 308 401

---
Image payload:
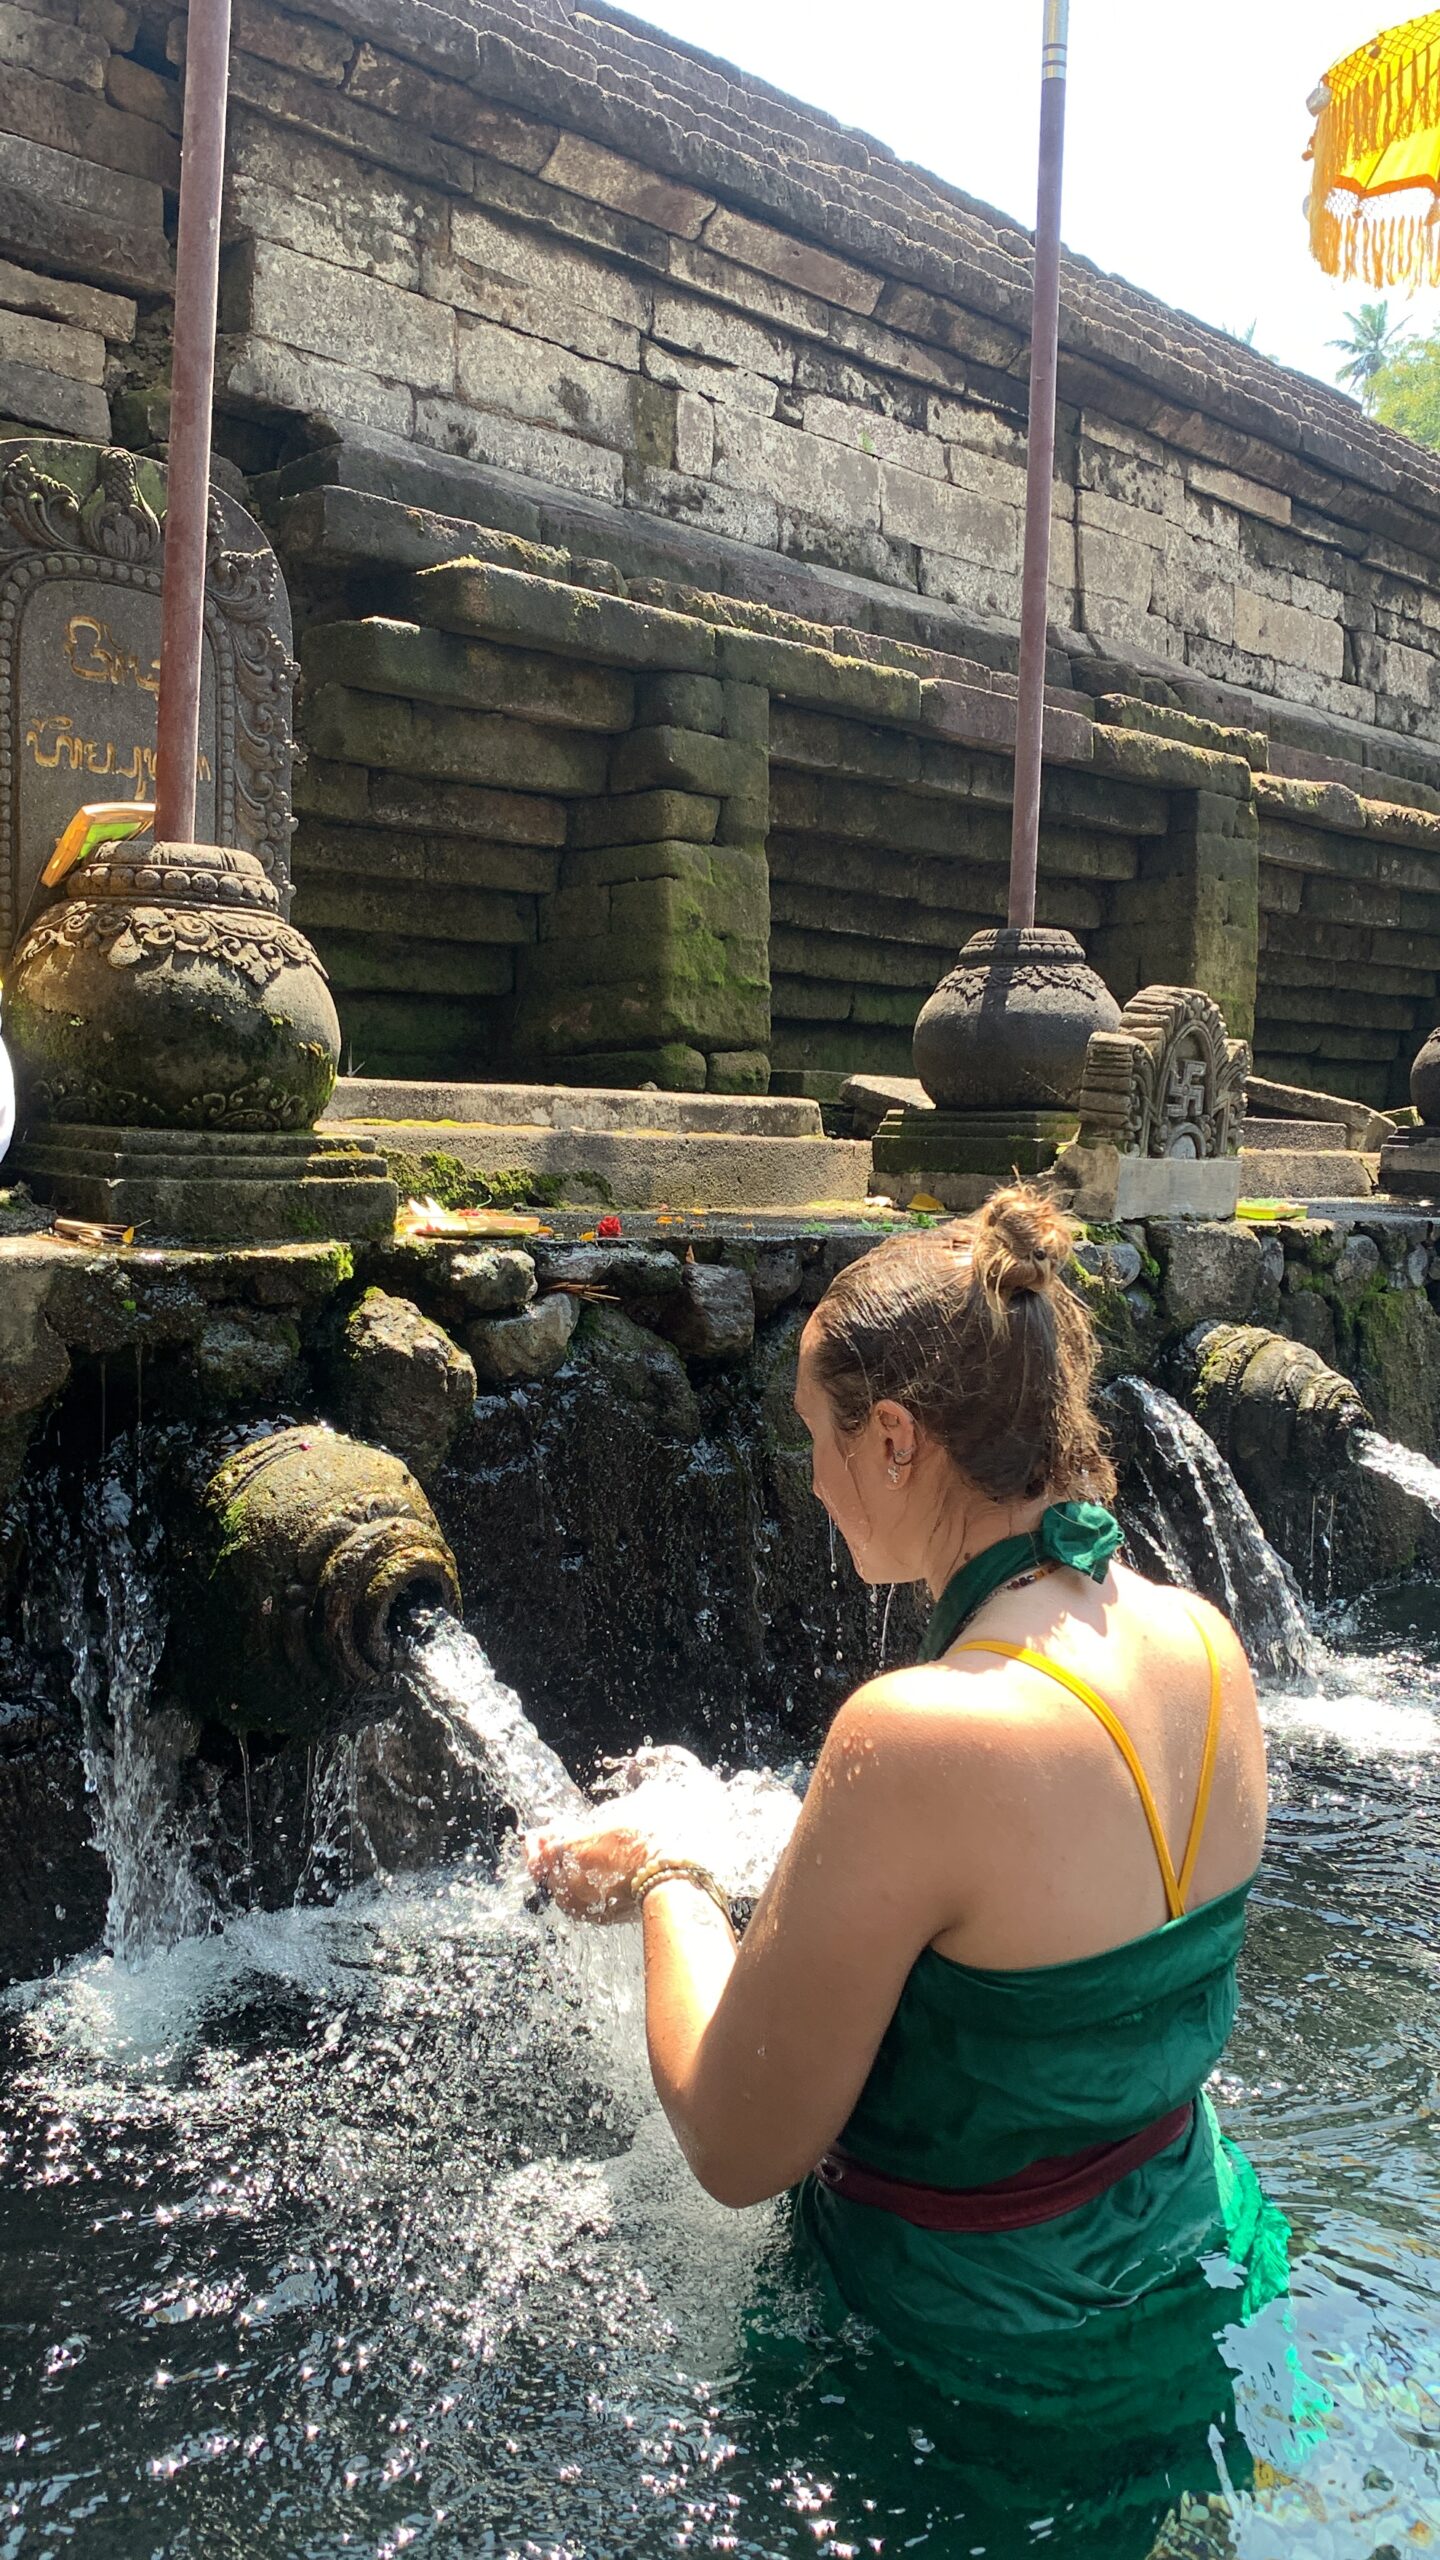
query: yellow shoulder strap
1174 1603 1224 1908
951 1640 1185 1920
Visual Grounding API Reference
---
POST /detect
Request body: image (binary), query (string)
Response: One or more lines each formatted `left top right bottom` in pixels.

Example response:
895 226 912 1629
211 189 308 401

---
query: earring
887 1464 901 1485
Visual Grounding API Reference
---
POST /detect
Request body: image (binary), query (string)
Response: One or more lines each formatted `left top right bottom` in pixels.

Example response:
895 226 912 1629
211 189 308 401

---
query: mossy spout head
196 1424 460 1736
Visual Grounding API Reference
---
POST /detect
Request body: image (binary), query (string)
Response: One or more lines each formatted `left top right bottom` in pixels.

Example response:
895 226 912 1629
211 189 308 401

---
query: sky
623 0 1440 393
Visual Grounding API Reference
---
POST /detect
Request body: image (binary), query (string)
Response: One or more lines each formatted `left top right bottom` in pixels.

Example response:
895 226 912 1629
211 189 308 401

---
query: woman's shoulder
1111 1566 1256 1686
826 1652 1054 1763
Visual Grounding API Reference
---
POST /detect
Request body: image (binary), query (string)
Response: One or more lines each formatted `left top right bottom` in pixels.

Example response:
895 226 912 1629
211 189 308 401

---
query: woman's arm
531 1670 979 2208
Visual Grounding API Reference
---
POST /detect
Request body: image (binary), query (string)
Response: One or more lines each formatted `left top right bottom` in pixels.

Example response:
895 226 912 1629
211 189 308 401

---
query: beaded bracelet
632 1857 732 1923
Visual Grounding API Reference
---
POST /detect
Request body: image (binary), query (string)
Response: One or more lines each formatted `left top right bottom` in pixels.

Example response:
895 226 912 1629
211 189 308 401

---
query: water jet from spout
1351 1428 1440 1516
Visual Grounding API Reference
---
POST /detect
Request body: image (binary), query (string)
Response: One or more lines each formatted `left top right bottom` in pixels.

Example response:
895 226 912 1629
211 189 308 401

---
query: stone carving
0 438 295 967
8 838 337 1132
19 889 318 996
912 927 1121 1113
1073 986 1250 1162
178 1425 462 1737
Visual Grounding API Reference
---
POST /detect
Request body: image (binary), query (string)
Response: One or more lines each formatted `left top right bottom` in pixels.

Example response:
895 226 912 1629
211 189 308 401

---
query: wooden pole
1008 0 1069 930
153 0 233 845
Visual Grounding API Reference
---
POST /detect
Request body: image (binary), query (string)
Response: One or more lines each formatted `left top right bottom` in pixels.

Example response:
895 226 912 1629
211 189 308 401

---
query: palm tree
1331 301 1410 409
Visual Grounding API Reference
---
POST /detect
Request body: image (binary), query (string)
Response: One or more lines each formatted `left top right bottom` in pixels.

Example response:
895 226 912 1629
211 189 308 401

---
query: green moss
384 1150 614 1211
1079 1219 1161 1287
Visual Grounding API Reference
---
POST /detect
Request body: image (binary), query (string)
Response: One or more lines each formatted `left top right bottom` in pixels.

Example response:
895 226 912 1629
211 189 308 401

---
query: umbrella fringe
1314 194 1440 290
1311 11 1440 282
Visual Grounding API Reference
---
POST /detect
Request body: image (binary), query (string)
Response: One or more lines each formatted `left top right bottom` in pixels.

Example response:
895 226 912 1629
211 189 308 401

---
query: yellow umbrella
1308 12 1440 283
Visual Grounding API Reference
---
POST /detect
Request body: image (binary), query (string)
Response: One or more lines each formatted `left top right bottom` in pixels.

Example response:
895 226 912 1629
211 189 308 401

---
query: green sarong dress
792 1507 1292 2458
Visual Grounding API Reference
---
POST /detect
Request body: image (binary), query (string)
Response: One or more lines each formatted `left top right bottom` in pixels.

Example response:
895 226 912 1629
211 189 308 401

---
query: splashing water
1352 1426 1440 1514
1109 1377 1313 1681
7 1413 1440 2552
399 1609 802 1900
56 1469 209 1963
399 1606 588 1827
2 1600 1437 2560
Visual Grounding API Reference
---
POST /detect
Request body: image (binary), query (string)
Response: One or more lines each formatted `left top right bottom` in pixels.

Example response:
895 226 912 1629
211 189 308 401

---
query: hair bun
970 1184 1074 1311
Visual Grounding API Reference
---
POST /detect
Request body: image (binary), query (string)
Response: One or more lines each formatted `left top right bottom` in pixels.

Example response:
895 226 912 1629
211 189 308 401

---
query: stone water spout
178 1423 461 1737
1174 1322 1368 1491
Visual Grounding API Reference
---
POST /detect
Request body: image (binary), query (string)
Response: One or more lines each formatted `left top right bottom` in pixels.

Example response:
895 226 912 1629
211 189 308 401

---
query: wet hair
807 1184 1115 1506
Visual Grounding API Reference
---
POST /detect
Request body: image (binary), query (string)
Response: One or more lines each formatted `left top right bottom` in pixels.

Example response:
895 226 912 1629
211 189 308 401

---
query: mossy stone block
609 856 768 943
542 882 612 940
707 1050 769 1093
302 619 635 733
549 1044 708 1090
608 725 765 800
636 672 725 732
295 820 559 896
852 985 923 1028
368 773 566 845
400 563 718 671
562 837 718 891
293 880 534 945
292 755 370 821
304 684 610 794
715 627 923 724
523 971 769 1051
320 933 517 996
567 790 720 849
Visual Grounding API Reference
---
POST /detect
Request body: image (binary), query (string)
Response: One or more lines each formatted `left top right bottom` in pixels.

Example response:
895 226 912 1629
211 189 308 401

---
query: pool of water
2 1614 1437 2560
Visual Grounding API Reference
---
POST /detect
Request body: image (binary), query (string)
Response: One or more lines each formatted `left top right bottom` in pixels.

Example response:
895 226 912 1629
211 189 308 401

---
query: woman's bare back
891 1562 1267 1975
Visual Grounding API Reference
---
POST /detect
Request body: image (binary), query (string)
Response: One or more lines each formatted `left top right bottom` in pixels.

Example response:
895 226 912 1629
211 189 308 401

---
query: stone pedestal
1055 1141 1243 1221
872 1106 1078 1209
1378 1127 1440 1200
19 1123 396 1242
1379 1021 1440 1198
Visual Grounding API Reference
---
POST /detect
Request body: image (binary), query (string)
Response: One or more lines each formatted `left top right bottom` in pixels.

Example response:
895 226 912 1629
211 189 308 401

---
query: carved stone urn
912 926 1121 1112
873 925 1122 1208
9 837 337 1130
10 839 396 1240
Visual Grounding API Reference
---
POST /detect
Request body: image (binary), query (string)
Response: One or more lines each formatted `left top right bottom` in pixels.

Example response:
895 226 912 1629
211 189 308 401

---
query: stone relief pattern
1075 986 1251 1162
17 898 322 993
0 447 296 956
936 958 1085 1005
26 1064 325 1132
79 847 284 912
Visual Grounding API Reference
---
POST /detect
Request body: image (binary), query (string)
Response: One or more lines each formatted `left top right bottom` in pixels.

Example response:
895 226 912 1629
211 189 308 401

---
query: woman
527 1187 1290 2481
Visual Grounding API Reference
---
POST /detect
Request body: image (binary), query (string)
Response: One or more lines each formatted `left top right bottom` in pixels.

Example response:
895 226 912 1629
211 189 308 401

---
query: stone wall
6 0 1440 1095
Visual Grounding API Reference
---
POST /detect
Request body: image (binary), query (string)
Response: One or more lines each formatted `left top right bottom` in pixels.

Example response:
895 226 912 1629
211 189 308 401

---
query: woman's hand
524 1821 654 1923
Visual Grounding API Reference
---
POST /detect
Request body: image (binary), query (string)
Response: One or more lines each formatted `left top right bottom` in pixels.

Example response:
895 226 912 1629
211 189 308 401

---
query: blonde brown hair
808 1185 1115 1506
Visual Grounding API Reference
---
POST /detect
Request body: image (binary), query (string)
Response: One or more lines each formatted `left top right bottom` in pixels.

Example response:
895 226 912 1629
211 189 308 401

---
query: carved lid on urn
57 838 282 917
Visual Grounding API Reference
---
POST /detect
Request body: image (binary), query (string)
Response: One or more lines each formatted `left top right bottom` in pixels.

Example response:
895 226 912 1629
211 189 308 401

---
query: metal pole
1008 0 1069 930
153 0 233 845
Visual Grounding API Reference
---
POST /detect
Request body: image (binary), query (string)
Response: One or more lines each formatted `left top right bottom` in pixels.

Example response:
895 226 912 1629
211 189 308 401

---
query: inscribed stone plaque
0 439 295 969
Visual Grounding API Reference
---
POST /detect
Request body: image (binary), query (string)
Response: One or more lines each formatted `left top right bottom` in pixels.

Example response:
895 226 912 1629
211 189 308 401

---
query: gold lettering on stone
63 612 161 695
24 715 211 786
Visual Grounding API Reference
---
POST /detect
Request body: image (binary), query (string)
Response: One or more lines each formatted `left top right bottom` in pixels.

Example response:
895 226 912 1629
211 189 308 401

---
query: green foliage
1331 298 1411 410
1369 329 1440 450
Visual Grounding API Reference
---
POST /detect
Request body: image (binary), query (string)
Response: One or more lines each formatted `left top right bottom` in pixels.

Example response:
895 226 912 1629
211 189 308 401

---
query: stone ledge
324 1074 826 1136
329 1115 873 1209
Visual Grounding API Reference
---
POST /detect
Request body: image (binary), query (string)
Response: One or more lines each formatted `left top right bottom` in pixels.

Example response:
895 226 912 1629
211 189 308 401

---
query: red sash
815 2102 1194 2234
